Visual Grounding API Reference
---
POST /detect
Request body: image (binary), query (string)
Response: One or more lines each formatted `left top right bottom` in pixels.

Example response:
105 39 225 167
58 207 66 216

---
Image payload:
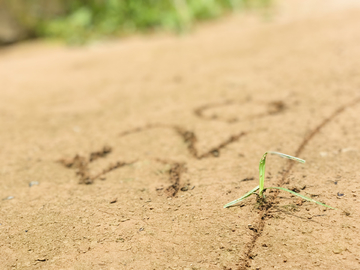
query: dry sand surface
1 0 360 269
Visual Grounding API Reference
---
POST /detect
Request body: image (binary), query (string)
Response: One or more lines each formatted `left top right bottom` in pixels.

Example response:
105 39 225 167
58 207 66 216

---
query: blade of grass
258 152 267 197
268 151 305 163
266 187 336 209
223 185 259 208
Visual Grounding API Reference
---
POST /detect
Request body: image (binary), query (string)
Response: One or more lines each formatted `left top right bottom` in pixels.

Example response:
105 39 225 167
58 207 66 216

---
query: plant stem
258 152 268 198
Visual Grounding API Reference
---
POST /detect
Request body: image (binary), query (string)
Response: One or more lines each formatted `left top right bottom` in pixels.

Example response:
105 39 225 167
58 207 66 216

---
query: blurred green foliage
0 0 271 45
36 0 270 44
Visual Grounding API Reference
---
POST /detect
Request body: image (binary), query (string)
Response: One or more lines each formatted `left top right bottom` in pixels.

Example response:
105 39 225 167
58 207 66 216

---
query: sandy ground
1 0 360 269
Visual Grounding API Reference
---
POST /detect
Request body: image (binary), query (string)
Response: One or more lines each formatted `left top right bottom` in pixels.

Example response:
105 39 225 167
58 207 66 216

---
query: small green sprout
224 151 336 209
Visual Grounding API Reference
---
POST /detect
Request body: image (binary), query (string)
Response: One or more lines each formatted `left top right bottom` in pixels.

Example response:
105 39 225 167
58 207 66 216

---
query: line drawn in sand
59 123 247 196
194 100 286 123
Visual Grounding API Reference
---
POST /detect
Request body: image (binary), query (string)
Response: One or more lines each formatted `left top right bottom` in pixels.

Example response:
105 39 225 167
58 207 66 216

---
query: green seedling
224 151 335 209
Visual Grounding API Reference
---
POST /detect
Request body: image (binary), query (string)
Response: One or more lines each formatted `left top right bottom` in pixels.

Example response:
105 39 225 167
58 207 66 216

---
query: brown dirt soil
1 0 360 269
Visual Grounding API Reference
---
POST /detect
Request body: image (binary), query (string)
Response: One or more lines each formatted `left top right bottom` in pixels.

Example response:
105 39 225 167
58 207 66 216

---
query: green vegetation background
1 0 269 44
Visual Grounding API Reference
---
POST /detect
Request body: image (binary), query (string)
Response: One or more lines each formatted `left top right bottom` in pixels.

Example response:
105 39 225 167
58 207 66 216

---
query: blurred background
0 0 269 45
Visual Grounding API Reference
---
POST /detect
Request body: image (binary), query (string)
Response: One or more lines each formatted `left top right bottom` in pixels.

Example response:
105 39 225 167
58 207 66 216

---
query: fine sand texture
1 0 360 269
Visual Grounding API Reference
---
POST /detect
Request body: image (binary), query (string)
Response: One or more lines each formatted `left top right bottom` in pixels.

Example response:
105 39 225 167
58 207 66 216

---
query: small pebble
337 192 344 196
320 151 328 157
29 181 39 187
3 196 14 200
110 198 117 204
139 227 144 232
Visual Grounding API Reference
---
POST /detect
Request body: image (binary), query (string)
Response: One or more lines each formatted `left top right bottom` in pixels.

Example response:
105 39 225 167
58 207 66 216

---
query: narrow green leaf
268 151 305 163
266 187 336 209
224 186 259 208
258 152 267 197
